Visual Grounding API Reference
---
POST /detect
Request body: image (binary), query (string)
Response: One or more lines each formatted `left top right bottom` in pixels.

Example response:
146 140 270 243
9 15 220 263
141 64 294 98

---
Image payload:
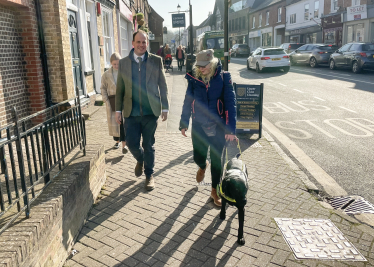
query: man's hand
161 111 168 121
115 112 122 125
181 128 188 137
225 134 237 142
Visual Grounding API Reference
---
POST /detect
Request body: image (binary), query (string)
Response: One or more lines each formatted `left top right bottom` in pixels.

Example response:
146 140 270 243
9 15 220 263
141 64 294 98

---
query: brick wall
323 0 369 14
0 0 46 127
249 2 286 29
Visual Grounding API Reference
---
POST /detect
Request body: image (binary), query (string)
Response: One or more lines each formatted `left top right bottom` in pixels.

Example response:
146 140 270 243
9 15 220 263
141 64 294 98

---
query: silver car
289 44 339 68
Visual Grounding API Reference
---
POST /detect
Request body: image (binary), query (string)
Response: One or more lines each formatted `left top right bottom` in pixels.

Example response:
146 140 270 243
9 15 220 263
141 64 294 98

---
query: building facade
148 7 164 54
285 0 324 43
248 0 287 50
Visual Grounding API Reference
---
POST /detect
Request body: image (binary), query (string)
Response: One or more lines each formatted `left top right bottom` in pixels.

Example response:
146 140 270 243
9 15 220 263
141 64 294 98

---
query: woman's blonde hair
110 52 121 63
193 58 219 84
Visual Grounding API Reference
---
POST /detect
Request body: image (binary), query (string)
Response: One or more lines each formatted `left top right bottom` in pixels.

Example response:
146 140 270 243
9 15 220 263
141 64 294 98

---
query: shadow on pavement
153 151 194 178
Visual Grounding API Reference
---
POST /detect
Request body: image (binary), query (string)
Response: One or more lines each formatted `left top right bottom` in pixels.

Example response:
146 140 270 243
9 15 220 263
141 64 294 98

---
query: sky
147 0 216 31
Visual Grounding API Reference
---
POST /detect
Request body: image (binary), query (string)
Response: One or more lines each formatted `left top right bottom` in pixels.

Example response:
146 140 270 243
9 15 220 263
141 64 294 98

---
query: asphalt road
229 57 374 204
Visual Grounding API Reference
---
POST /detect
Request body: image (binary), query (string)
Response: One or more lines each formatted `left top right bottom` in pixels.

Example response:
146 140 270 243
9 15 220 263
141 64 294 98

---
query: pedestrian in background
101 52 128 153
156 45 164 57
163 44 171 63
176 45 185 71
115 30 169 191
179 49 237 207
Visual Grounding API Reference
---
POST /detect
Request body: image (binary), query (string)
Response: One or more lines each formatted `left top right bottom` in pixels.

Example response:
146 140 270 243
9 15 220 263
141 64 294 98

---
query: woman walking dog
179 49 237 207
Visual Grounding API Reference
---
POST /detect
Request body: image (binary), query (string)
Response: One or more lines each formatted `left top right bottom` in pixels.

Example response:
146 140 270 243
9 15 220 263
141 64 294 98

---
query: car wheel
309 57 318 68
352 61 361 74
329 59 336 70
256 63 262 73
283 67 290 73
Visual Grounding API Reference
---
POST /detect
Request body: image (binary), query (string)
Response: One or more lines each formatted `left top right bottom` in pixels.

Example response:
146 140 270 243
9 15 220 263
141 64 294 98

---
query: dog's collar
217 184 236 203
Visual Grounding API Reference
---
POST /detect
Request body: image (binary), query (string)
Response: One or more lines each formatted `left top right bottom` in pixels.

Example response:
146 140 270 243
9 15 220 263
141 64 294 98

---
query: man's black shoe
135 161 144 177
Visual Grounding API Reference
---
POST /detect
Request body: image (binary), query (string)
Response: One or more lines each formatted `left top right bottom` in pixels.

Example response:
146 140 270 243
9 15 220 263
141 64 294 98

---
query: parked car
231 44 250 57
279 43 305 54
289 44 339 68
329 43 374 73
247 47 290 73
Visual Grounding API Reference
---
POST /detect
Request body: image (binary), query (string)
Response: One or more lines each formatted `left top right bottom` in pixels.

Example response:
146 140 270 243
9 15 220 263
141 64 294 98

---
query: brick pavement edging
0 144 106 267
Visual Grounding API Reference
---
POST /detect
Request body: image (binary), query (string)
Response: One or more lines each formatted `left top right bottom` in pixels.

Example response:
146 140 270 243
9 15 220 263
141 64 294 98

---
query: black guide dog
217 153 248 245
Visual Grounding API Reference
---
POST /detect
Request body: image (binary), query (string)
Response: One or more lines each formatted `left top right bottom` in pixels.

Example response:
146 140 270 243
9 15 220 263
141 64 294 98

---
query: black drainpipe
35 0 53 107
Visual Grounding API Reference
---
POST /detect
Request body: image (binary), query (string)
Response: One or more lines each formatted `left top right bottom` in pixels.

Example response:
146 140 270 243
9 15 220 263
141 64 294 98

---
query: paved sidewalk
64 71 374 267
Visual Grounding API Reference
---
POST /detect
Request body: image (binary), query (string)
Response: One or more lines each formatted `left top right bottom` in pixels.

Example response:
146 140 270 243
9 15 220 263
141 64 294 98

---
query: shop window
347 23 364 42
262 32 272 46
324 30 336 44
305 4 309 21
278 7 282 22
314 1 319 18
305 33 317 43
290 14 296 24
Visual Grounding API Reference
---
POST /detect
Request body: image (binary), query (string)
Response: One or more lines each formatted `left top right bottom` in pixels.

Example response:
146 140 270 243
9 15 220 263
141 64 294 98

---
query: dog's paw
219 213 226 220
237 237 245 245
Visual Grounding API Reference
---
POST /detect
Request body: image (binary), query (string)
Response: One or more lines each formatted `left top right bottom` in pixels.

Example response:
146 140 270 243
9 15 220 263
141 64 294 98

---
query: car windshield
362 44 374 51
318 45 339 51
206 38 224 49
264 49 285 55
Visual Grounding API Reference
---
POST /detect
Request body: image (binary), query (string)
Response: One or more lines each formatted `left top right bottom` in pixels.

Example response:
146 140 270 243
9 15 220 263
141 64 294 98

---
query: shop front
229 30 248 47
117 0 133 58
261 27 273 46
322 13 343 47
248 30 261 51
285 25 322 44
343 4 374 44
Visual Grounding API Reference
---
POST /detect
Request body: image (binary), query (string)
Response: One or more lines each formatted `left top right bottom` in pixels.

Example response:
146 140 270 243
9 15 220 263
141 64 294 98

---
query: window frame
314 1 319 18
332 0 338 12
266 11 269 25
304 4 309 21
290 13 296 24
278 7 282 22
259 13 262 28
252 16 255 29
101 7 115 68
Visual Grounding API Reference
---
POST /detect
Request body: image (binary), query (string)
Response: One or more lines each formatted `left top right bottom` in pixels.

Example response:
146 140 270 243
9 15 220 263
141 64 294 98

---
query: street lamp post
177 4 181 47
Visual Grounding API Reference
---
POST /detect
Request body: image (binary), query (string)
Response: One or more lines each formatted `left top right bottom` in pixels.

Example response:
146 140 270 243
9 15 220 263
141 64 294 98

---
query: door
68 10 83 96
346 43 361 66
335 44 351 66
303 45 315 63
293 45 307 63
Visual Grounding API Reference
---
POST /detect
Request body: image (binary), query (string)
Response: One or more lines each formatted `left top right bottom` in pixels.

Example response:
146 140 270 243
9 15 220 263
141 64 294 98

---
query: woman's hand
225 134 237 142
181 128 188 137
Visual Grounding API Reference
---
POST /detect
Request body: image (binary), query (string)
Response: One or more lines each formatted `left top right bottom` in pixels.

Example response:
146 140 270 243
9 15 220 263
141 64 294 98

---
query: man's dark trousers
125 115 158 177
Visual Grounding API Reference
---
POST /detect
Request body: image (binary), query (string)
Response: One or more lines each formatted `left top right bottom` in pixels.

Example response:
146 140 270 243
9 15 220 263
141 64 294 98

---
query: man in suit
115 30 169 191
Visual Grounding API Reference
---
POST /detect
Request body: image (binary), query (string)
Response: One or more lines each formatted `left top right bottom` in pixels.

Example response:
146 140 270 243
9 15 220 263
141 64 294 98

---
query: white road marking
294 89 304 93
314 97 326 101
278 83 286 86
293 69 374 85
263 117 348 197
339 106 357 113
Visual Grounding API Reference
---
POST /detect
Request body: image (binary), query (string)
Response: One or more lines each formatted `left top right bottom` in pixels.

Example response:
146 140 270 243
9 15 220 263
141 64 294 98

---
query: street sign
234 83 263 137
148 33 155 40
171 39 175 43
172 13 185 28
